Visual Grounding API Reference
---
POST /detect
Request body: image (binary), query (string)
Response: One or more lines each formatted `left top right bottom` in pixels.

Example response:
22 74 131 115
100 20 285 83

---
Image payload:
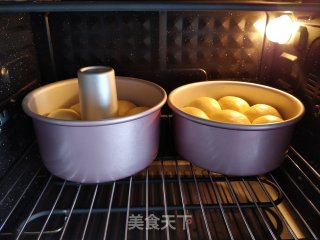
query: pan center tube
77 66 118 120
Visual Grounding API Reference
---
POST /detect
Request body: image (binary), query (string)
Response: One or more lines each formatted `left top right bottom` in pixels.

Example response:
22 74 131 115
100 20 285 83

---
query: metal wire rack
0 141 319 240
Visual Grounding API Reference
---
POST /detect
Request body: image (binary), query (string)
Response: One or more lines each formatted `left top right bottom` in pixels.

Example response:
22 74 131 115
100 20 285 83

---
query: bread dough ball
118 100 136 117
252 115 284 124
244 104 282 122
189 97 221 118
48 109 80 120
218 96 250 113
126 107 149 116
180 107 209 120
70 103 80 114
210 109 250 124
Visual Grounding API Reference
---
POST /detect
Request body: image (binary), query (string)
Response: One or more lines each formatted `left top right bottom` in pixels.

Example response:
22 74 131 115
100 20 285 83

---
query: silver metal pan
168 81 304 176
22 77 167 183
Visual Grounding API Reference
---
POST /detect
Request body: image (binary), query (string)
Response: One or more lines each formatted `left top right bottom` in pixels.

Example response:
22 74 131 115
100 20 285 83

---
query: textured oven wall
34 11 269 91
165 11 267 80
39 12 159 82
0 14 39 179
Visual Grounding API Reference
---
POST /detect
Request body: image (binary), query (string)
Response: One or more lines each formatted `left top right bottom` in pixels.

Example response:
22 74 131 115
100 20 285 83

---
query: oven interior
0 1 319 239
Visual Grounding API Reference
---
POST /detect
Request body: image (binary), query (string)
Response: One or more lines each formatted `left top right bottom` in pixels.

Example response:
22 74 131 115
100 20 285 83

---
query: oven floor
0 142 319 240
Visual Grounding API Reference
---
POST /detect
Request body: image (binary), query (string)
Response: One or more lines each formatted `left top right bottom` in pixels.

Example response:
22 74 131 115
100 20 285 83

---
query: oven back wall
34 11 268 89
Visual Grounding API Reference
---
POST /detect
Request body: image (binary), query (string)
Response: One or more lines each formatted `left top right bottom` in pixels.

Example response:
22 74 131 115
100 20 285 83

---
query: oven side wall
0 13 40 179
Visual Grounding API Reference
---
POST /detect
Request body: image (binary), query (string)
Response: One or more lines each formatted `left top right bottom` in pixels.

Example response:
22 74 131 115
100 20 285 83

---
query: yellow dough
252 115 284 124
218 96 250 113
244 104 282 122
118 100 136 117
210 109 250 124
48 109 80 120
189 97 221 118
126 107 149 116
70 103 80 114
180 107 209 120
181 94 284 125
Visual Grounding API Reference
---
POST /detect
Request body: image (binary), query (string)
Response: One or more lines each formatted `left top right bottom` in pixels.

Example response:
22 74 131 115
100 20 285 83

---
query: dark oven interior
0 1 319 239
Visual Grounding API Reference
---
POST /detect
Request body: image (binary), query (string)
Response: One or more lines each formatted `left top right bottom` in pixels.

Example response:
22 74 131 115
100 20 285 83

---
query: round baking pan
168 80 304 176
23 77 167 183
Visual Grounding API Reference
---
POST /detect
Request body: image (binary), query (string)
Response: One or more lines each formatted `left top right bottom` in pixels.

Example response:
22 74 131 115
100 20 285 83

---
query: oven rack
0 143 319 239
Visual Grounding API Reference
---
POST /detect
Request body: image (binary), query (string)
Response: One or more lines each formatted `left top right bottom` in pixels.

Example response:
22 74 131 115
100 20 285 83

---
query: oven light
266 15 295 44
